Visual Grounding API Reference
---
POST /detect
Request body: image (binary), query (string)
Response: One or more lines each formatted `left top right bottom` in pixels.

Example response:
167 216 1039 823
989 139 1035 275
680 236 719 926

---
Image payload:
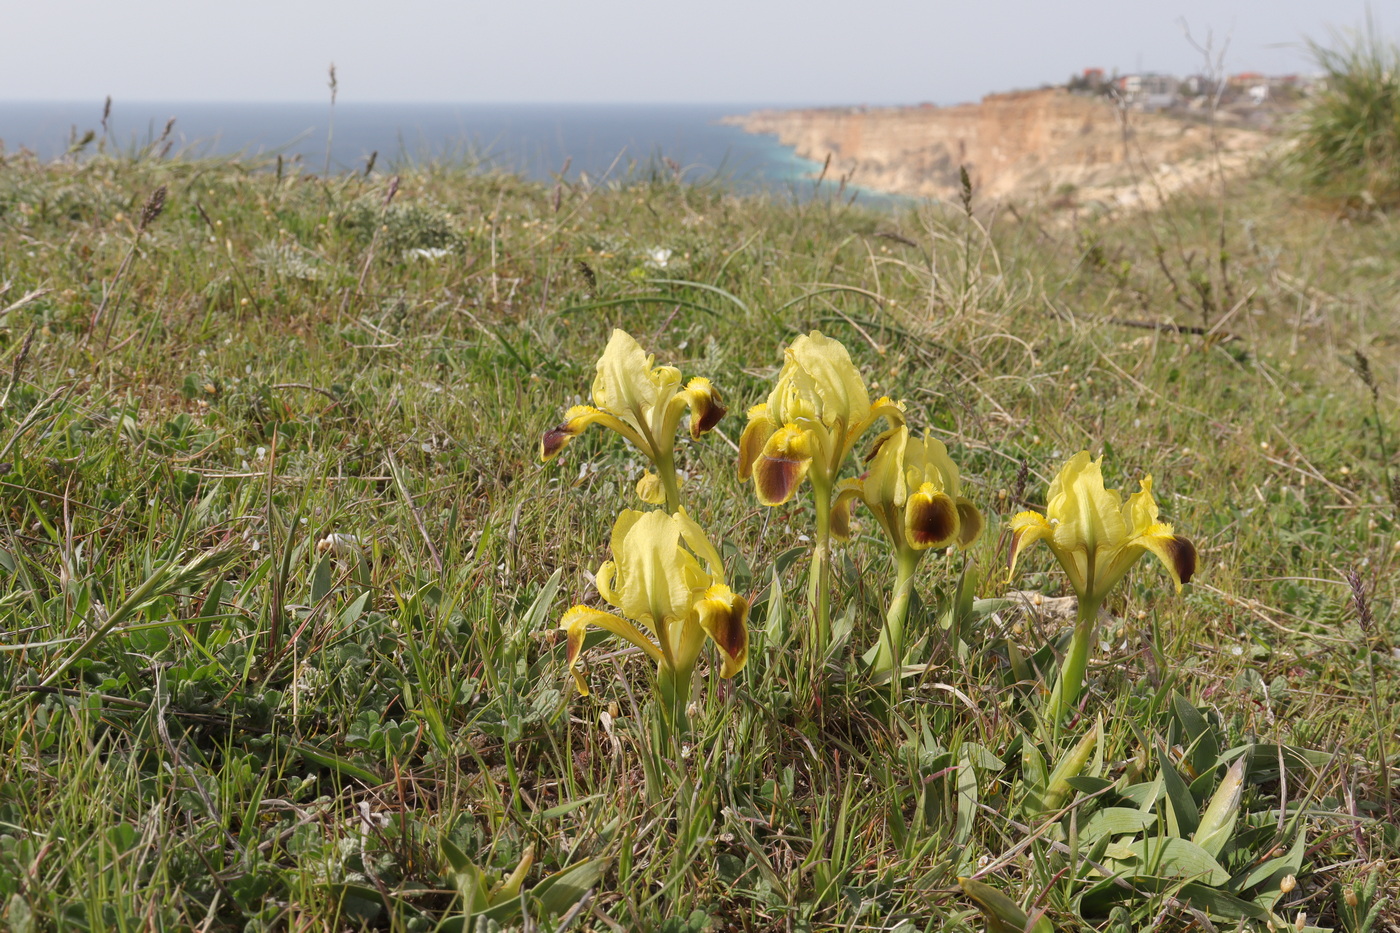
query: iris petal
540 405 649 461
692 585 749 678
845 396 907 461
636 472 667 505
753 425 814 506
591 330 662 419
594 560 622 615
915 435 962 491
862 426 908 509
675 507 725 577
1125 476 1161 530
1139 527 1197 591
560 605 664 695
606 510 702 636
905 484 959 549
955 498 984 548
831 478 864 542
738 406 775 481
868 396 906 423
1008 510 1054 575
780 331 871 426
684 377 726 438
541 425 573 460
1050 452 1127 556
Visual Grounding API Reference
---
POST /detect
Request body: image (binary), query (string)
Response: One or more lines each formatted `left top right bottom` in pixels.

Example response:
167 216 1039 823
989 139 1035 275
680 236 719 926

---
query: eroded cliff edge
725 88 1271 206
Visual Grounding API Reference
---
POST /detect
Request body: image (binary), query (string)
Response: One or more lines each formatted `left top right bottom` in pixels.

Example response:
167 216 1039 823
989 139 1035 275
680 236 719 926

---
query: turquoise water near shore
0 101 906 205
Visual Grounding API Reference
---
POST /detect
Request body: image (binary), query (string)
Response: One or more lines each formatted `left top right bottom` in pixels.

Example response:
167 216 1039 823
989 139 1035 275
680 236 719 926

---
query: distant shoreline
0 102 842 198
721 88 1282 208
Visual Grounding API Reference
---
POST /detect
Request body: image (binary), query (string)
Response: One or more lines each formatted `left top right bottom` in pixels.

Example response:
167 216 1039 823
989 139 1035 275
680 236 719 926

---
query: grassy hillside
0 139 1395 931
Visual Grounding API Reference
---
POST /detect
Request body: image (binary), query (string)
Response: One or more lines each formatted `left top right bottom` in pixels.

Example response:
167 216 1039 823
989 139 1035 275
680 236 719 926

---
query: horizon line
0 97 950 109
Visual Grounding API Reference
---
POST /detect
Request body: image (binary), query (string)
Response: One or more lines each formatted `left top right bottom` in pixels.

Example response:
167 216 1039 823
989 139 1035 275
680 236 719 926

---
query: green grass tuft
1289 18 1400 208
0 131 1395 930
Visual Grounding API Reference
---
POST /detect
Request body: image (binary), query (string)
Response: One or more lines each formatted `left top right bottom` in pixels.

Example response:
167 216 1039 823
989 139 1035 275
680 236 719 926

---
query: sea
0 100 905 205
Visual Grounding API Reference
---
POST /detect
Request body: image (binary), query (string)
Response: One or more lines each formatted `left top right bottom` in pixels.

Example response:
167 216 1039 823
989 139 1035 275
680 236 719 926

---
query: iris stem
873 548 922 676
1045 596 1101 727
655 450 682 514
809 480 833 684
657 663 691 745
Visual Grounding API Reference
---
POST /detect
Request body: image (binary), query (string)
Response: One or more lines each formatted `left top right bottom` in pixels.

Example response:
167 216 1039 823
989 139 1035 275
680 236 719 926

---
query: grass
0 130 1396 932
1289 19 1400 208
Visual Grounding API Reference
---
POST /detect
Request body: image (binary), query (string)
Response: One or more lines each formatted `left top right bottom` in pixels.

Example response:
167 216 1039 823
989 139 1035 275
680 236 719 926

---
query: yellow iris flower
736 331 903 672
1008 451 1196 608
1008 451 1196 722
738 331 903 506
833 426 984 674
560 509 748 727
542 329 725 511
834 426 983 554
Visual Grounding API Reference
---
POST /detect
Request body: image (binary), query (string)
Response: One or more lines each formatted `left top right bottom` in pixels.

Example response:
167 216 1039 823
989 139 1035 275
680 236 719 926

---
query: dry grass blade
89 183 168 347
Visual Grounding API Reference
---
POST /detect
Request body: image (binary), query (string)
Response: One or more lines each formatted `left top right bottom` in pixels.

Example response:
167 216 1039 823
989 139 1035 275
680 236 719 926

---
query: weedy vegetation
0 40 1398 930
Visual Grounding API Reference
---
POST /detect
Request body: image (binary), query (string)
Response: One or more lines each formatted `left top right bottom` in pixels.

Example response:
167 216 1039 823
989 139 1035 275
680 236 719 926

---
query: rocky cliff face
727 89 1269 206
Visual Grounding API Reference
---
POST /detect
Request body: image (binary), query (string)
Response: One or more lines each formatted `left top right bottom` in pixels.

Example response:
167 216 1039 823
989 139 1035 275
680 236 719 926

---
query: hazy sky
1 1 1389 105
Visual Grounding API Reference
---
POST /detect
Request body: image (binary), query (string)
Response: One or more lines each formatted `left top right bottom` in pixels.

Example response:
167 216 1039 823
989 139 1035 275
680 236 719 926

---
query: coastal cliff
726 89 1269 205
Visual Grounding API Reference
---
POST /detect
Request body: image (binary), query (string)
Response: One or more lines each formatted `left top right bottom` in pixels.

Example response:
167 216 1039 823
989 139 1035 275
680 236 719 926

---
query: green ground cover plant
0 113 1397 931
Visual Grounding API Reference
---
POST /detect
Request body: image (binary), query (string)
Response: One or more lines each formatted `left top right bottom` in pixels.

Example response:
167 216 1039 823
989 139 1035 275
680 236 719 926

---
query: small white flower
316 533 364 557
407 247 451 260
644 247 672 269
